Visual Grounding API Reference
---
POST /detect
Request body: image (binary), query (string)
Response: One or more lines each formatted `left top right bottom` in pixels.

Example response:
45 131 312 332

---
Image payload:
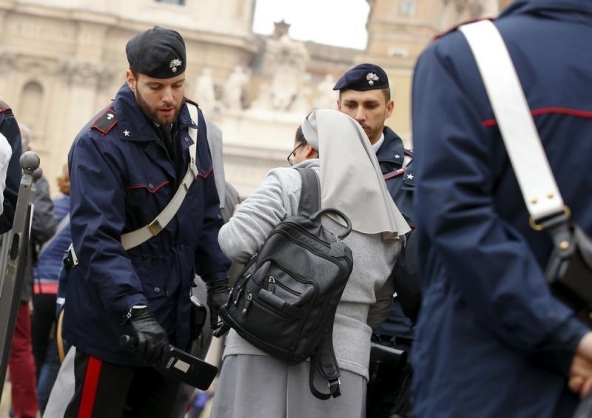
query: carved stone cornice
0 52 63 78
60 59 115 88
6 18 76 44
17 56 61 77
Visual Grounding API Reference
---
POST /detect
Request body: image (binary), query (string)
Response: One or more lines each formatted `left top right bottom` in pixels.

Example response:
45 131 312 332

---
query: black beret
333 63 389 91
126 26 186 79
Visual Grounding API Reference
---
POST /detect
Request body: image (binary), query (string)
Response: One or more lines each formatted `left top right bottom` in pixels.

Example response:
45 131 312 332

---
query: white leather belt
120 103 199 250
459 20 564 221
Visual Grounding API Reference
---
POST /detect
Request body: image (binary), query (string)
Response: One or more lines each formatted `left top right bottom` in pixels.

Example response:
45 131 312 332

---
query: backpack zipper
242 292 253 314
268 274 301 296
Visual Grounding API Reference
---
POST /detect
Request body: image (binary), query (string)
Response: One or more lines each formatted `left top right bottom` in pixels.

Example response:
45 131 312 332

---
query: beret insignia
170 58 182 73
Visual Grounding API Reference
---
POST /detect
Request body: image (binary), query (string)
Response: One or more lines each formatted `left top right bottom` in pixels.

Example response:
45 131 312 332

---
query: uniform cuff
530 316 589 376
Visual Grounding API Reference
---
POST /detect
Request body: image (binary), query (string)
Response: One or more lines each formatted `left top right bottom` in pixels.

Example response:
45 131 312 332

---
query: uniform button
185 137 189 142
154 287 161 293
148 183 154 189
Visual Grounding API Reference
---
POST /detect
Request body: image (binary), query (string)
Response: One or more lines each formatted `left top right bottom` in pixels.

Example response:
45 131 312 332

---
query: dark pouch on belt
190 295 207 341
368 342 408 386
545 224 592 326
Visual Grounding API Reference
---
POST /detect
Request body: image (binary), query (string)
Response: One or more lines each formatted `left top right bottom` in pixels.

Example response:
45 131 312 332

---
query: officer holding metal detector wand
56 25 230 417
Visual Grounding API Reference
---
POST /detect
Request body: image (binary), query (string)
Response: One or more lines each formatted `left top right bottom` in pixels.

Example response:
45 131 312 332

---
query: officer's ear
385 100 394 118
126 69 136 93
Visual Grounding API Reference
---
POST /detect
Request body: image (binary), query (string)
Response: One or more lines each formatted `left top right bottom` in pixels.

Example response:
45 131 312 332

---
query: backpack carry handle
310 208 352 240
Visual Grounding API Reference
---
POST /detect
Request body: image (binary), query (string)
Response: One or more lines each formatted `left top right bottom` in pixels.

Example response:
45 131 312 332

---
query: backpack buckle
327 378 341 388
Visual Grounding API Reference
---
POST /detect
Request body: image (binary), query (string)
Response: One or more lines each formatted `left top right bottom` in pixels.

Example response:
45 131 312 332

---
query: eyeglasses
287 143 304 166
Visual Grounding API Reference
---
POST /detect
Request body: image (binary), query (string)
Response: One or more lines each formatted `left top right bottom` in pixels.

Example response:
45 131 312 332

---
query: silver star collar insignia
124 129 130 137
406 174 414 180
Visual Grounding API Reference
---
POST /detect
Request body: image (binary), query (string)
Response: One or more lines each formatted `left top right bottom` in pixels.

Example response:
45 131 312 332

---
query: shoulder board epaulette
0 100 12 116
184 97 200 108
91 108 117 135
384 167 406 181
434 17 491 41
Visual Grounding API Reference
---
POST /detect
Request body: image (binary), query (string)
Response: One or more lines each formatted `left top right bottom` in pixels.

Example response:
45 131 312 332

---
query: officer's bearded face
337 89 394 145
128 71 185 125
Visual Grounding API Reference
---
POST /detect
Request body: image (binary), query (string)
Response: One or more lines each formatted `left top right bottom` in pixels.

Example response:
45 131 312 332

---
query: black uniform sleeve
0 110 23 234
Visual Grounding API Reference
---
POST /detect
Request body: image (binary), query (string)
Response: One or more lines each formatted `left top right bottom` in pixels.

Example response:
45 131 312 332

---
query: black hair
295 125 307 145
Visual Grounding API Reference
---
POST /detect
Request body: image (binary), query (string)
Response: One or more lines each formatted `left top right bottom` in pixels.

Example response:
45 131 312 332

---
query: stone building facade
0 0 503 196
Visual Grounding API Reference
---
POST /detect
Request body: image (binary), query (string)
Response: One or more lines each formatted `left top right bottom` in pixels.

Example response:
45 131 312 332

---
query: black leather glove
127 306 168 365
206 278 230 331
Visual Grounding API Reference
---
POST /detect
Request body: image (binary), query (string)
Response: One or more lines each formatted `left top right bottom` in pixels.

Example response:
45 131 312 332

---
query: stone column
0 52 17 100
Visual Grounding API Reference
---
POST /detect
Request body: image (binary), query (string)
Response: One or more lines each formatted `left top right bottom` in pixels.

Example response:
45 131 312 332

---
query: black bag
368 342 408 387
217 168 354 400
544 220 592 327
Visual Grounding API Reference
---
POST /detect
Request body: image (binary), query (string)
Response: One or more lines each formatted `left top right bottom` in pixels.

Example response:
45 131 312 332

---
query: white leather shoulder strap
120 103 199 250
459 20 564 221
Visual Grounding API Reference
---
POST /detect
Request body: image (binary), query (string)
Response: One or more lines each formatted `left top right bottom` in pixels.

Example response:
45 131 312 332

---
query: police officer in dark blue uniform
334 63 418 418
412 1 592 417
62 26 230 417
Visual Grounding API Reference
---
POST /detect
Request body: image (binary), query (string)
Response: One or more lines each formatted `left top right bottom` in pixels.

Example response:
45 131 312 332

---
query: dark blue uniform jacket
412 1 592 417
377 126 415 226
374 127 416 339
64 84 230 365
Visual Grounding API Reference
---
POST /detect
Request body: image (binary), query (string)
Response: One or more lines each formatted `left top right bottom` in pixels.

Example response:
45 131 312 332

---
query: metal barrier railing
0 151 40 401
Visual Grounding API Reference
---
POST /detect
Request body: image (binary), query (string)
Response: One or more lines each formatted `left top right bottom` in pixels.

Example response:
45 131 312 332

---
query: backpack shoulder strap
295 167 320 218
309 324 342 400
295 166 343 400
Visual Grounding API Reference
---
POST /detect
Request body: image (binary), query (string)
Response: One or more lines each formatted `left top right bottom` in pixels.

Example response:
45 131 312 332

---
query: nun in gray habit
211 109 410 418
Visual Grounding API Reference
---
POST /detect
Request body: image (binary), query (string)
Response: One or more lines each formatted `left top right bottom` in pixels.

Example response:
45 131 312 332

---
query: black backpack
217 168 354 400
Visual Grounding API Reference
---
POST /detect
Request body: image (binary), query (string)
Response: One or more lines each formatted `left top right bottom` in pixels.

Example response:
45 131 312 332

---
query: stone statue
223 65 249 112
194 67 218 114
291 85 313 114
314 74 337 110
262 34 310 112
250 82 273 110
